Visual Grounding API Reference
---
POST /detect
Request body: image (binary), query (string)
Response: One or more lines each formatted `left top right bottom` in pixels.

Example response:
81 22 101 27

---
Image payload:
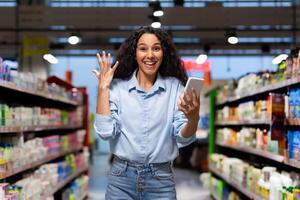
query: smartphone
184 77 204 97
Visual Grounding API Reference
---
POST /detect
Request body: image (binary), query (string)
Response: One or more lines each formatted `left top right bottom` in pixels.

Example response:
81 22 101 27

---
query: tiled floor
88 154 210 200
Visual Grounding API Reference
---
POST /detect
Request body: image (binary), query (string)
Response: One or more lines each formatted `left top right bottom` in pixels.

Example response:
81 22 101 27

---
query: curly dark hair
113 26 188 85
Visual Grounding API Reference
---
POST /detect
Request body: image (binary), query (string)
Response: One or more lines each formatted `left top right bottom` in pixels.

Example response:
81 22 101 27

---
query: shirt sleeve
173 82 196 148
94 81 121 140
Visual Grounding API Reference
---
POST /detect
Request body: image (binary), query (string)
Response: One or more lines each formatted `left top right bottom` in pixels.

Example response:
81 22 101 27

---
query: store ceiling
0 0 299 58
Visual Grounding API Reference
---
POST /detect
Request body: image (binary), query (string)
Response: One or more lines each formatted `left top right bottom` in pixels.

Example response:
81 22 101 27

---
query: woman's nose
146 50 154 58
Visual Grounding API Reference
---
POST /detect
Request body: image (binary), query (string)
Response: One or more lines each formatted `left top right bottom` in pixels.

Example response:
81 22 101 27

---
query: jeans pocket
110 161 126 176
153 163 173 180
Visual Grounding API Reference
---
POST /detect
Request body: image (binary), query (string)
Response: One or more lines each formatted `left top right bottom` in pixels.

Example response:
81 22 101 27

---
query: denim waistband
113 155 171 168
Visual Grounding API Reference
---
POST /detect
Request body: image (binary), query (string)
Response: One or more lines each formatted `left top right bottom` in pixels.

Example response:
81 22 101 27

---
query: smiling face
135 33 163 81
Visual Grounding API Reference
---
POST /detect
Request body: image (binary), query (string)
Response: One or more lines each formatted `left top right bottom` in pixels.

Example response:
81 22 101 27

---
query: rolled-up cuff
176 131 196 148
94 114 114 140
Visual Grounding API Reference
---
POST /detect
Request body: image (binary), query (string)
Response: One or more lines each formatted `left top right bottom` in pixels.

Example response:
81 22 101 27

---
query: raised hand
177 88 200 123
92 51 119 90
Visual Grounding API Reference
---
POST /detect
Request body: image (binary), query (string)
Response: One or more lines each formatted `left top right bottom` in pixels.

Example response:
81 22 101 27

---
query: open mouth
143 61 157 67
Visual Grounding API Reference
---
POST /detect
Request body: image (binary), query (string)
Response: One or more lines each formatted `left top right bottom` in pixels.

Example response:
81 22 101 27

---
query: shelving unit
217 77 300 107
80 192 88 200
209 75 300 199
0 125 82 133
0 76 89 199
42 165 88 198
210 190 221 200
216 119 300 126
216 142 284 162
0 80 78 106
215 119 270 126
2 145 83 179
209 166 262 200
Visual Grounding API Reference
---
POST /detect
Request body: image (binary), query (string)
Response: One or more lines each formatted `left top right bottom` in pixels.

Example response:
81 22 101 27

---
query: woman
93 26 200 200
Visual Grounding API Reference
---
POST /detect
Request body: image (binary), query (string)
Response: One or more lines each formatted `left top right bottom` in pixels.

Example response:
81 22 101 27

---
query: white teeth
144 61 155 65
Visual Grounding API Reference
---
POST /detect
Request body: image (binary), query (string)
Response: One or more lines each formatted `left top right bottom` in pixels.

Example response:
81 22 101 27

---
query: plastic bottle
0 188 4 200
269 172 282 200
281 171 293 187
256 128 263 150
289 89 295 119
285 94 289 118
296 88 300 119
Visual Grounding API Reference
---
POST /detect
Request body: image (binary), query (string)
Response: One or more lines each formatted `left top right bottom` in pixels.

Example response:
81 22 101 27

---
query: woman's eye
153 47 161 51
139 47 147 51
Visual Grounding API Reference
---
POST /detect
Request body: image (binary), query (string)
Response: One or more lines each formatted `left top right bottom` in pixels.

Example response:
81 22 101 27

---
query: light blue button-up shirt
94 71 196 163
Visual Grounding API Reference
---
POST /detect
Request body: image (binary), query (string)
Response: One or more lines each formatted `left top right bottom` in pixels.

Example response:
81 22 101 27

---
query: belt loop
149 163 154 173
124 159 128 171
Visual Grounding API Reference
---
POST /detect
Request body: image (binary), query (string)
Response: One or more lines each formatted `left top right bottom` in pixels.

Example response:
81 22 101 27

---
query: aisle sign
22 36 49 57
182 59 211 85
182 60 210 72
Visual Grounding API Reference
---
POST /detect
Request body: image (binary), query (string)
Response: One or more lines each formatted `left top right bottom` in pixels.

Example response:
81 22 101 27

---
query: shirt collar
128 69 166 92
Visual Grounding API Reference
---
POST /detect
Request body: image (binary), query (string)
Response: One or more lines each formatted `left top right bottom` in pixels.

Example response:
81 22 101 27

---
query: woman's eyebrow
138 42 161 46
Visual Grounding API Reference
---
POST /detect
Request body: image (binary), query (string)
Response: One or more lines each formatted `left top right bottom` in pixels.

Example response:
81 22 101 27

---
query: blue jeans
105 156 176 200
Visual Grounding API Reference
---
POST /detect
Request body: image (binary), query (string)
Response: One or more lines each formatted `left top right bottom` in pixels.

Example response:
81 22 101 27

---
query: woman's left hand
177 88 200 123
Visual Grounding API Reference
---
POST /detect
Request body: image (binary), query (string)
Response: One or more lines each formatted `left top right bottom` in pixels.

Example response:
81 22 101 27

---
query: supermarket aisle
174 168 210 200
88 153 110 200
88 154 210 200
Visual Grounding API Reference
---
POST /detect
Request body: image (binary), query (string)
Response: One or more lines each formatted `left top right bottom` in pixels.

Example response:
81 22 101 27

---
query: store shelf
0 125 83 133
80 192 88 200
217 77 300 107
215 119 270 126
42 165 88 198
210 190 221 200
216 142 284 163
286 118 300 126
285 159 300 169
2 145 83 179
0 80 78 106
209 166 262 200
216 118 300 127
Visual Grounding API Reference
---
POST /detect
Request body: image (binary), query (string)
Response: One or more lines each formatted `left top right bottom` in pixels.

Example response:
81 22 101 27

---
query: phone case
184 77 204 97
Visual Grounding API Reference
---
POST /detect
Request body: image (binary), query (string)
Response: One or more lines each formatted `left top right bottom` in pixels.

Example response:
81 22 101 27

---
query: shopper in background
93 26 200 200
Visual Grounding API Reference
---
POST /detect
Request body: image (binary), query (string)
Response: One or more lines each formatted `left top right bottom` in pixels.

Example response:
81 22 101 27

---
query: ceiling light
225 29 239 45
43 54 58 64
228 36 239 44
68 33 81 45
151 21 161 28
149 1 164 17
196 54 207 64
272 54 288 65
153 10 164 17
149 16 161 28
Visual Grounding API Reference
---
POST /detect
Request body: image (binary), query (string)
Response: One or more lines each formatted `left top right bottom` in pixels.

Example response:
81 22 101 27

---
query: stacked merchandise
0 150 89 200
61 174 89 200
210 153 300 200
0 130 85 179
216 127 280 154
217 99 270 123
0 57 89 200
217 87 300 125
215 48 300 161
217 48 300 105
0 57 83 104
210 176 240 200
210 48 300 200
0 105 83 129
